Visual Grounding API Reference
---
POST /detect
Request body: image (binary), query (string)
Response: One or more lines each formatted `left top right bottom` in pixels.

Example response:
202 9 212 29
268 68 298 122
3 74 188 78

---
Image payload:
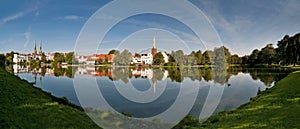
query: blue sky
0 0 299 55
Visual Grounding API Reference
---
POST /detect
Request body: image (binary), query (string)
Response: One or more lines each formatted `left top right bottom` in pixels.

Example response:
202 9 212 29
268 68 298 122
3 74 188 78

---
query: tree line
164 32 300 67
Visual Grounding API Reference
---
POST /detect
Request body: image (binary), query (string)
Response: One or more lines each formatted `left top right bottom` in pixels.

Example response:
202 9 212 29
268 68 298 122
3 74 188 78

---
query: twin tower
33 40 43 55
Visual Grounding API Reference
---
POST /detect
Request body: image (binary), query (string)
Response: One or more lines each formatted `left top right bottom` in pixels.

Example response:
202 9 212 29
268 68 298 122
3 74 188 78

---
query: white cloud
0 7 38 26
58 15 84 20
0 12 24 26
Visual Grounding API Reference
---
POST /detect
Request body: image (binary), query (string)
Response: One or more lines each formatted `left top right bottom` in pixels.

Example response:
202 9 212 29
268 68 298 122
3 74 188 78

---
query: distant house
131 56 142 64
93 54 115 63
161 52 169 63
141 53 153 65
13 54 29 63
45 53 54 61
77 56 88 64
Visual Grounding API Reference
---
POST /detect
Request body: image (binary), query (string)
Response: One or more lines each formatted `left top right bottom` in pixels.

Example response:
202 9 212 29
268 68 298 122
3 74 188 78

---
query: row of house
75 54 115 65
13 41 51 63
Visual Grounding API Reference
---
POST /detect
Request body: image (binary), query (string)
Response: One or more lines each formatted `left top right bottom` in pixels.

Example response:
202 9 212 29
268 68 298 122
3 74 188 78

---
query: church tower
39 41 43 55
33 40 37 55
151 35 157 56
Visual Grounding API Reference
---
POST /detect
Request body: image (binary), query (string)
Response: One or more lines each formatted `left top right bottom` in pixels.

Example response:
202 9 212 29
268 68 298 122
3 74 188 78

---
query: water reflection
12 64 292 88
11 65 294 123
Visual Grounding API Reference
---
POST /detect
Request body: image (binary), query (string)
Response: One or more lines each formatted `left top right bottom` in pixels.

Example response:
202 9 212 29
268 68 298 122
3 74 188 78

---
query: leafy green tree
65 52 74 64
54 52 65 63
202 50 212 65
230 54 239 64
153 52 165 65
249 49 260 65
5 51 15 64
134 53 141 57
108 50 118 54
41 53 47 63
194 50 202 65
0 54 6 68
113 49 132 66
171 50 185 66
260 44 276 65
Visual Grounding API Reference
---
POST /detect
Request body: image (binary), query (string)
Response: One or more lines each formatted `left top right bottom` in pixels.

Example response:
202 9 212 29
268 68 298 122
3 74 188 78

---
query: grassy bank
0 68 101 129
176 71 300 128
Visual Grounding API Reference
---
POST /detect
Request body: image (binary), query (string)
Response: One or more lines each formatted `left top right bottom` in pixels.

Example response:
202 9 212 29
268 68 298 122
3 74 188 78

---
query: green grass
0 68 101 129
1 66 299 129
175 70 300 128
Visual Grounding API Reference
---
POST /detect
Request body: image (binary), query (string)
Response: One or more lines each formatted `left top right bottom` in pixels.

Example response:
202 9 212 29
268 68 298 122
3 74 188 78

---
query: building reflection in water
12 64 288 91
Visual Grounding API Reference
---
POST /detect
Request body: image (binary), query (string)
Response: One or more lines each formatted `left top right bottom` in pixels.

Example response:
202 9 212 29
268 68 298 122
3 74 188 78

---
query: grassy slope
0 68 101 129
200 71 300 128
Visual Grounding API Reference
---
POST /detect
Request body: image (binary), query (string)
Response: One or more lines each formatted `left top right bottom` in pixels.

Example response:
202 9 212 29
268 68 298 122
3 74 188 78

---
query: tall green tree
260 44 276 65
0 54 6 68
171 50 185 66
194 50 202 65
113 49 132 66
153 52 165 65
65 52 74 64
249 49 260 65
202 51 212 65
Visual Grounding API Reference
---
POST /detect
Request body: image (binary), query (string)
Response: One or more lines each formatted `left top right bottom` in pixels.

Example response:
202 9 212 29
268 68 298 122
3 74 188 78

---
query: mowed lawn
0 68 101 129
199 71 300 128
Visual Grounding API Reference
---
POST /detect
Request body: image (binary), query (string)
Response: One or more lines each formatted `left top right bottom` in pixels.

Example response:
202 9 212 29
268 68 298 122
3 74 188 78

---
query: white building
141 53 153 65
13 54 29 63
161 52 169 63
45 53 54 61
131 56 142 64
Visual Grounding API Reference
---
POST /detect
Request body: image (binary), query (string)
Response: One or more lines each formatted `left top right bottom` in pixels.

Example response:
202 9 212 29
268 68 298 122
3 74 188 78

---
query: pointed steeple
33 40 37 55
40 41 42 51
34 40 36 50
153 34 156 48
39 41 42 55
151 33 157 56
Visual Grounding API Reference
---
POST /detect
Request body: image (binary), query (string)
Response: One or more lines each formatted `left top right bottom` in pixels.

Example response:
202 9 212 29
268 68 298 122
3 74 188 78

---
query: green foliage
276 33 300 66
0 54 5 68
113 49 132 66
29 59 41 69
202 51 212 65
5 51 14 64
0 68 100 129
199 70 300 128
65 52 74 64
260 44 276 65
153 52 165 65
108 49 118 54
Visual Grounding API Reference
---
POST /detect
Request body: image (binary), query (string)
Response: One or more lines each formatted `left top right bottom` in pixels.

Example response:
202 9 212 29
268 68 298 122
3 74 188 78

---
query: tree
249 49 260 65
202 50 212 65
153 52 165 65
113 49 132 66
134 53 141 57
194 50 202 65
65 52 74 64
0 54 5 68
260 44 276 65
171 50 185 66
230 54 239 64
108 50 118 54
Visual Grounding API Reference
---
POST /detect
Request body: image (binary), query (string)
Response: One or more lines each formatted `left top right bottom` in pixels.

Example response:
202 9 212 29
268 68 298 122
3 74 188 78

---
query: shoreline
0 68 101 129
1 67 299 128
175 70 300 128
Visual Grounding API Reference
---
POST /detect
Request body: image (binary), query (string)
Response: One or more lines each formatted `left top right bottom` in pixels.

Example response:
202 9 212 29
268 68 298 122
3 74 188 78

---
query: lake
10 65 294 126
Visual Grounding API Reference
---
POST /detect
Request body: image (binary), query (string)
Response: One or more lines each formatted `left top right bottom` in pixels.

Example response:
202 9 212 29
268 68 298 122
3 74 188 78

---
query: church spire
33 40 37 55
40 41 42 51
151 34 157 56
39 41 42 55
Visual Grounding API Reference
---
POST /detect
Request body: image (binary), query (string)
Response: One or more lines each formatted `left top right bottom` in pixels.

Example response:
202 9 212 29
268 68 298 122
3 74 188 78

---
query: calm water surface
11 65 292 120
